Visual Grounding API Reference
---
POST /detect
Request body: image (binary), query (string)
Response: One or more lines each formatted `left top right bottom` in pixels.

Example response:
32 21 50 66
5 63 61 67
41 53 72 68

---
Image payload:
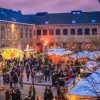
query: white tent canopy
71 51 90 59
47 49 72 55
71 51 100 59
69 68 100 96
82 61 99 73
85 61 98 68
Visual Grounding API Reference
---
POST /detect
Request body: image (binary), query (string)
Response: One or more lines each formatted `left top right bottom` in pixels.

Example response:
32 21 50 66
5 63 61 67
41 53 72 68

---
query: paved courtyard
0 84 57 100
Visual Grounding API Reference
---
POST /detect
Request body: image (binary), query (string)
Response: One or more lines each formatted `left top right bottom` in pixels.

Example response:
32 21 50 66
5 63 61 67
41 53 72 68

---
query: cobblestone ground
0 84 57 100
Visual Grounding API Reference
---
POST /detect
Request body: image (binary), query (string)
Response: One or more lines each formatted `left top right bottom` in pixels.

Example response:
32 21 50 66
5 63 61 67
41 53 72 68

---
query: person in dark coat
5 90 11 100
48 86 53 100
32 85 36 100
15 89 21 100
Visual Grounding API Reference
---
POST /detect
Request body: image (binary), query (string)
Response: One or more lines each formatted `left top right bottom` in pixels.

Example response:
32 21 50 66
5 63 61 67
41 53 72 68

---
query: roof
69 68 100 96
28 10 100 25
0 8 34 24
0 8 100 25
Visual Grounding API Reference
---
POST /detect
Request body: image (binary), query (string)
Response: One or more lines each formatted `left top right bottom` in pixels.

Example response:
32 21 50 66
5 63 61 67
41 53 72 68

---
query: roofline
35 23 100 26
0 19 35 26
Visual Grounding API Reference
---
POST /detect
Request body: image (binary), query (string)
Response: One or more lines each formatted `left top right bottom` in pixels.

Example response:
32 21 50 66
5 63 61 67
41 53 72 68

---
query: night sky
0 0 100 14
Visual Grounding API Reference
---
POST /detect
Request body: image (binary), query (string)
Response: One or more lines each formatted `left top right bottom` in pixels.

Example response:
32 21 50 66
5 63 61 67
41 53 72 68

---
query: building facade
35 24 100 50
0 20 35 49
0 8 100 50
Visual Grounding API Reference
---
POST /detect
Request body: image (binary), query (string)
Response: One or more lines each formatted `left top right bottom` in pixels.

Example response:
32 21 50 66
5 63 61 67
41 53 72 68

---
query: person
19 71 23 88
0 70 3 89
48 86 53 100
9 74 13 88
44 86 50 100
59 87 65 100
29 85 36 100
71 73 76 85
29 86 33 97
10 88 17 100
15 89 21 100
32 85 36 100
13 72 18 88
31 70 35 85
80 67 84 77
44 69 48 82
5 90 11 100
46 67 51 81
26 69 30 81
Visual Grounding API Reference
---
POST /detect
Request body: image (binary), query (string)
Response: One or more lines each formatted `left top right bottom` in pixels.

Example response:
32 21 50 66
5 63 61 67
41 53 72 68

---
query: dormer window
72 12 76 14
71 10 82 15
92 19 96 23
72 20 76 24
45 21 49 25
77 12 80 14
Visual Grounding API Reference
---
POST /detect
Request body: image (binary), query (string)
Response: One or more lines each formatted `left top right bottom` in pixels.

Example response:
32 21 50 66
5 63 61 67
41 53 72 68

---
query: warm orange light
45 40 48 44
44 43 47 46
37 96 41 100
44 40 48 46
11 23 15 32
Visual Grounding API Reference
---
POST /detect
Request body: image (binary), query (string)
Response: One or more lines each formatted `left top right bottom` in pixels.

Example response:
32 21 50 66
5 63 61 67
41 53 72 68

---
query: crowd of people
5 85 67 100
0 54 82 100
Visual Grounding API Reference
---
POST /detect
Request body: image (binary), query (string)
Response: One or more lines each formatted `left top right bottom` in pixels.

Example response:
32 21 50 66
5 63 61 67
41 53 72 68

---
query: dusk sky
0 0 100 14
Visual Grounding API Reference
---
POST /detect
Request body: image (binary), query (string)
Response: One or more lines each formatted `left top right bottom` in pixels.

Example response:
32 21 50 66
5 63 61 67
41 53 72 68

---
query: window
72 20 76 24
20 32 23 38
45 21 49 25
37 30 41 36
1 32 4 39
49 29 54 35
92 28 97 35
72 12 76 14
43 29 47 35
77 12 81 14
20 28 23 38
25 29 28 38
25 32 28 38
91 19 96 23
63 29 68 35
29 30 32 38
70 29 75 35
56 29 60 35
1 26 4 31
77 29 83 35
85 28 90 35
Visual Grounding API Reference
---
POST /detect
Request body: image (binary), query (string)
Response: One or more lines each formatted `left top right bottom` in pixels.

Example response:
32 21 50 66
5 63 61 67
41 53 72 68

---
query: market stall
67 68 100 100
0 48 23 60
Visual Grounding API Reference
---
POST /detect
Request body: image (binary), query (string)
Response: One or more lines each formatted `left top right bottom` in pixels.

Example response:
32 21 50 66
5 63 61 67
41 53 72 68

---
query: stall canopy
83 61 99 73
71 51 90 59
48 48 72 55
68 68 100 97
87 51 100 59
71 51 100 59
